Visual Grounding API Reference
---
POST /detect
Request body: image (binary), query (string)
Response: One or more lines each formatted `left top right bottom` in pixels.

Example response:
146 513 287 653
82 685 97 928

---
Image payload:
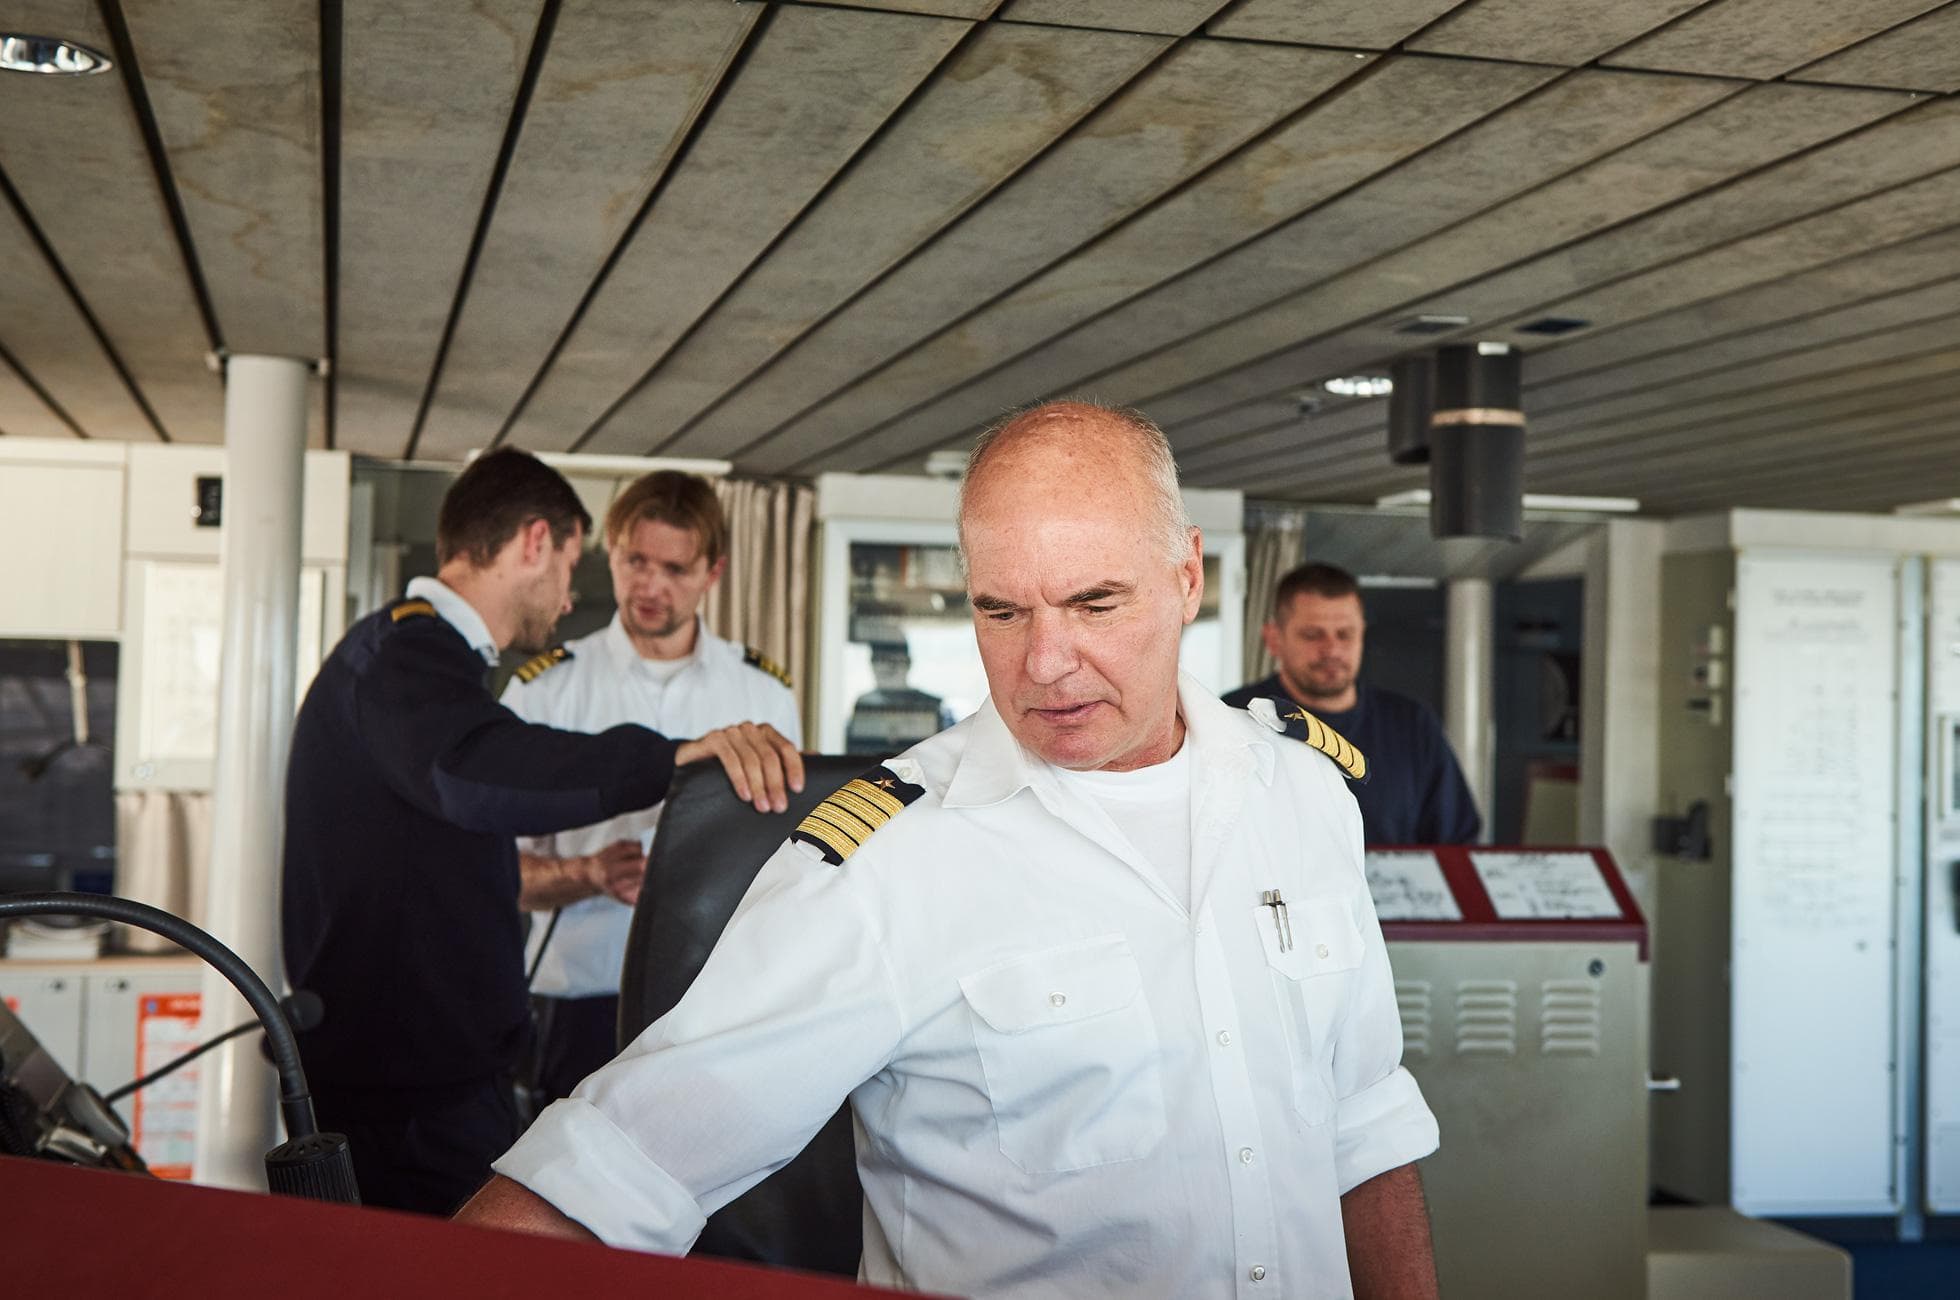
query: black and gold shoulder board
743 645 793 689
512 646 572 684
791 765 924 865
1276 704 1368 784
390 599 436 622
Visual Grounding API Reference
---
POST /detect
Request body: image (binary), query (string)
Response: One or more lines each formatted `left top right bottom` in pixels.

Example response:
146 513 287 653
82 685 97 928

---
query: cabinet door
87 971 205 1179
1731 551 1900 1214
0 972 85 1078
0 463 123 637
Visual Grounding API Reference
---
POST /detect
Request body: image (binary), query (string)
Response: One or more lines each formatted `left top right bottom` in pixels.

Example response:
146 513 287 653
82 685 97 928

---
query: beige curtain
1241 501 1310 684
703 476 817 736
113 789 213 952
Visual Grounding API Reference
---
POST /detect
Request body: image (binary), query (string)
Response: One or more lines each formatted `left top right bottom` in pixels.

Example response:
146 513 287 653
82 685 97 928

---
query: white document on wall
1364 850 1462 921
1470 851 1620 919
1731 550 1899 1214
136 562 329 767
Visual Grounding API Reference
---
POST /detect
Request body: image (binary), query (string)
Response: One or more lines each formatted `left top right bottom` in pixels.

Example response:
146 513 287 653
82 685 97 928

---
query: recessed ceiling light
1321 375 1394 398
0 34 113 75
1392 313 1470 336
1516 316 1591 336
1894 498 1960 515
1376 489 1640 514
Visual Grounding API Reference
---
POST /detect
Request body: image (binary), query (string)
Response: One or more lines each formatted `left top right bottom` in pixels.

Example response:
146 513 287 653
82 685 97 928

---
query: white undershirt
1052 740 1194 909
636 651 693 685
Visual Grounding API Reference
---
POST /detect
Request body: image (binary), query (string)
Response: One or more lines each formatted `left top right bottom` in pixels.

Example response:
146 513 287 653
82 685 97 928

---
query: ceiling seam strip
1521 369 1960 479
1257 372 1960 498
1099 92 1947 439
1522 272 1960 422
320 0 343 450
1777 0 1960 87
1173 222 1960 466
639 10 1214 461
838 61 1747 475
1506 218 1960 394
0 339 90 439
1218 347 1960 493
774 0 1234 41
1202 355 1960 491
569 4 1027 455
96 0 222 358
401 0 564 462
0 161 170 442
484 1 773 454
750 47 1490 473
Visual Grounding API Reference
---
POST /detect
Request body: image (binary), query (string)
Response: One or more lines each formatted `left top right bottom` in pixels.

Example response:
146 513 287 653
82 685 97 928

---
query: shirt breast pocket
959 935 1168 1174
1253 895 1365 1126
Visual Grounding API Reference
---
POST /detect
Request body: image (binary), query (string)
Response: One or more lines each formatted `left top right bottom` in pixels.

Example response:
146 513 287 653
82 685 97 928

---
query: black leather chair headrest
617 755 872 1277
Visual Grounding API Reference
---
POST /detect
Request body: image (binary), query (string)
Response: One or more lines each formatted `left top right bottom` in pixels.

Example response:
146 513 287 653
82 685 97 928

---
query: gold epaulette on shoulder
790 765 925 865
1277 704 1368 783
743 644 793 688
390 599 436 622
512 646 572 684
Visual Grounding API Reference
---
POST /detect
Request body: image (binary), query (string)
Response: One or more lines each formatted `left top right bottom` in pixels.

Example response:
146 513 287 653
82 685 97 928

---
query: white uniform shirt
496 675 1438 1298
499 614 802 997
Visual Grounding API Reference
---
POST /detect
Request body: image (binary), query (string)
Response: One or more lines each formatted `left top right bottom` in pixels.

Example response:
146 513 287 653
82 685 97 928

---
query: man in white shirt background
461 402 1439 1298
500 470 802 1105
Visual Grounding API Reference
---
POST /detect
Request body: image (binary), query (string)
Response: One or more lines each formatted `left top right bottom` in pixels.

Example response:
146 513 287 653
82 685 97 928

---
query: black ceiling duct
1428 342 1524 542
1386 353 1434 465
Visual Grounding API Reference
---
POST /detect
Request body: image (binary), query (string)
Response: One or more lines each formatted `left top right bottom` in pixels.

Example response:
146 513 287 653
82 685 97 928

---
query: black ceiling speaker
1386 353 1434 465
1429 342 1524 542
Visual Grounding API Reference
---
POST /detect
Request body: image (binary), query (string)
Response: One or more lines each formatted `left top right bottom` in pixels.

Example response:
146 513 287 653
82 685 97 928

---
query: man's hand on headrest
676 722 806 814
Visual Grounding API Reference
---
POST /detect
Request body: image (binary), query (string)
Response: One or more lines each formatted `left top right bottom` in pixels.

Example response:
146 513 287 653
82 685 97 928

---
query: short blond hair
605 470 727 566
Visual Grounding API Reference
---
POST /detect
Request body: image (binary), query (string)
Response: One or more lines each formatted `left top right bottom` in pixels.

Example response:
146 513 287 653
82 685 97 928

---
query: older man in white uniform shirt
461 403 1440 1298
502 470 801 1103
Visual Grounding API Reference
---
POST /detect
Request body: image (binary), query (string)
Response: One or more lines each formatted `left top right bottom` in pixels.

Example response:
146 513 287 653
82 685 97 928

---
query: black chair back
617 756 870 1277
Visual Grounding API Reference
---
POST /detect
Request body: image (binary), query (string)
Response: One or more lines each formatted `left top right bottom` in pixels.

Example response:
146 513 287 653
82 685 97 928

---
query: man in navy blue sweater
282 449 802 1215
1223 563 1479 846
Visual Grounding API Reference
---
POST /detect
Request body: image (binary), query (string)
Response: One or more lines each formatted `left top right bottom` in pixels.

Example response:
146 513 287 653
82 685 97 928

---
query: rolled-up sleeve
1330 868 1440 1195
492 840 906 1246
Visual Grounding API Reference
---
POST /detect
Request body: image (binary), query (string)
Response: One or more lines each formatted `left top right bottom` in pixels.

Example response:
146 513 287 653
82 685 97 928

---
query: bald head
958 401 1189 566
957 401 1204 771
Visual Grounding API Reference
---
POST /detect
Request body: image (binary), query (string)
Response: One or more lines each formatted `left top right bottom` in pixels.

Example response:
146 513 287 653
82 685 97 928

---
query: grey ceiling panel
842 68 1760 469
0 354 78 440
332 0 540 459
1524 224 1960 388
1108 86 1922 438
0 1 220 441
779 53 1554 474
575 21 1166 456
1604 0 1948 80
1528 272 1960 418
1011 79 1881 437
1523 327 1960 469
1206 0 1466 49
0 195 161 439
1193 328 1960 499
661 35 1333 464
1791 4 1960 93
413 0 761 461
1409 0 1705 66
497 4 968 453
999 0 1229 35
1546 371 1960 480
120 0 324 359
818 0 1001 15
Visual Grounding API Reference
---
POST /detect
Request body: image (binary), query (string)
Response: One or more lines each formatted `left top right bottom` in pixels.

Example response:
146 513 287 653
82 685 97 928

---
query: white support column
193 355 309 1190
1444 577 1495 840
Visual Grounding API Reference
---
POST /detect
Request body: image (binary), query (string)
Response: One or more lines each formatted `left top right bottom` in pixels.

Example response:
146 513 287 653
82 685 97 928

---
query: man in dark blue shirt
283 449 802 1216
1223 563 1480 845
